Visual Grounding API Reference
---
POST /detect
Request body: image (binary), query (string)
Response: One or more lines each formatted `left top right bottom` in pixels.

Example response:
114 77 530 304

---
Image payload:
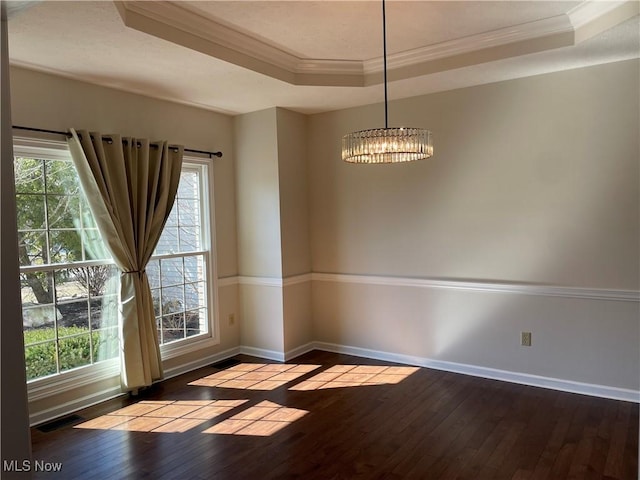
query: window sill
160 334 220 361
26 333 220 400
27 358 120 403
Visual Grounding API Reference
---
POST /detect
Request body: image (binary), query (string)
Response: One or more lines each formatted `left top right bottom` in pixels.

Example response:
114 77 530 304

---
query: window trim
158 156 220 358
27 357 120 402
13 138 219 395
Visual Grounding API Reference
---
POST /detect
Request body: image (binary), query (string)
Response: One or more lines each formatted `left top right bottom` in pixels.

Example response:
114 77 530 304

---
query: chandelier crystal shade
342 0 432 164
342 127 433 164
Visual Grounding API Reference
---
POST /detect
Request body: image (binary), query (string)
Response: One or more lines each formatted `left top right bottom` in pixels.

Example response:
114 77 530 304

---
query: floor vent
37 414 83 433
211 358 241 370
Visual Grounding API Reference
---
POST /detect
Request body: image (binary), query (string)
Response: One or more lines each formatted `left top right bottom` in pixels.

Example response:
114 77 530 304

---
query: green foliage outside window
23 327 119 381
15 157 108 305
16 155 119 381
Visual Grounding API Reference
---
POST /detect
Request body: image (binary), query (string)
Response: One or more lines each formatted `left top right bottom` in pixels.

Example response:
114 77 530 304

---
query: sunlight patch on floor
72 362 418 436
289 365 419 391
203 400 308 437
74 399 247 433
188 363 321 390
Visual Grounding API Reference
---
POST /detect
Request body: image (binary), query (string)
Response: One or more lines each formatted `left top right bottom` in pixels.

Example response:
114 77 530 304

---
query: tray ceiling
7 1 640 114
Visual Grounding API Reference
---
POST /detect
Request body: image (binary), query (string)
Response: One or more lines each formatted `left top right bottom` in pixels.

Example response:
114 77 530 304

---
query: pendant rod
382 0 389 129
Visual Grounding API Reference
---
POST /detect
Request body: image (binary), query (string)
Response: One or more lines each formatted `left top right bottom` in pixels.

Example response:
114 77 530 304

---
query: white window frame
13 137 219 399
157 155 220 360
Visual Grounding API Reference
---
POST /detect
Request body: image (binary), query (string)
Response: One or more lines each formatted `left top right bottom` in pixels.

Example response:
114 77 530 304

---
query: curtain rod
12 125 223 158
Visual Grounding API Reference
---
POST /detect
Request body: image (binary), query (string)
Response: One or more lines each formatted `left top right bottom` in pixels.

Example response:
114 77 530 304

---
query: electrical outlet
521 331 532 347
228 313 235 326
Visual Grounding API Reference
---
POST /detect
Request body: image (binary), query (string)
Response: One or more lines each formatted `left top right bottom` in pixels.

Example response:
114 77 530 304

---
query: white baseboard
238 345 285 362
312 341 640 403
163 346 241 380
239 343 315 362
284 342 316 361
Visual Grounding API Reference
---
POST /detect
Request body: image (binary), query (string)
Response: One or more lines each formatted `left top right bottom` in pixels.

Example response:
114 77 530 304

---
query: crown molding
364 13 573 76
114 1 638 87
115 1 363 87
114 0 300 84
569 0 640 44
568 0 635 29
294 59 364 87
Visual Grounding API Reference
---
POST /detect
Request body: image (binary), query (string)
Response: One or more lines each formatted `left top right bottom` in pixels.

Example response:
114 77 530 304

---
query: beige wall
234 108 312 355
239 284 284 353
233 108 284 353
234 108 283 278
309 60 639 289
312 280 639 389
276 108 313 352
308 60 640 391
283 282 313 352
276 108 311 278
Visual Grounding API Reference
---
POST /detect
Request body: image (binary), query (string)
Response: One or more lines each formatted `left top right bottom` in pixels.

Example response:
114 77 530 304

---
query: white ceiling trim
115 0 638 88
294 59 364 84
116 0 365 86
569 0 634 29
363 14 573 77
569 1 640 43
116 0 302 84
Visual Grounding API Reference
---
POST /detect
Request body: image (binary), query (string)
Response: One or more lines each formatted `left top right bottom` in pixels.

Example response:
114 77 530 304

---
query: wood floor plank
531 395 577 479
29 350 638 479
623 403 640 480
604 401 632 479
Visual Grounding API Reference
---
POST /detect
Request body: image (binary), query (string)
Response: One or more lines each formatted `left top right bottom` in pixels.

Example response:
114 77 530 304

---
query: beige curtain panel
68 129 183 390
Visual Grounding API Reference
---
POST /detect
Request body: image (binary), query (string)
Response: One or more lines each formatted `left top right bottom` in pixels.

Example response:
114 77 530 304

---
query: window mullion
150 250 208 261
20 259 116 274
182 257 187 339
42 159 51 265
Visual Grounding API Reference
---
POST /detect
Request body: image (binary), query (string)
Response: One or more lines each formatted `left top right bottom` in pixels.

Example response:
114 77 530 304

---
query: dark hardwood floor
30 350 638 479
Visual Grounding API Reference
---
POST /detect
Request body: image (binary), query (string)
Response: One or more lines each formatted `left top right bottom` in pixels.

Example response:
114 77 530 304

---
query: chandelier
342 0 433 164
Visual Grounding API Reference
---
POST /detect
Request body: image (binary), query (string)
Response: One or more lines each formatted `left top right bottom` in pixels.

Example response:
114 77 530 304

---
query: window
149 165 211 346
15 139 216 382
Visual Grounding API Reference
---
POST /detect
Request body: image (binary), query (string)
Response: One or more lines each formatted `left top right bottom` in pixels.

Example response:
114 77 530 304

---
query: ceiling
6 1 640 115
